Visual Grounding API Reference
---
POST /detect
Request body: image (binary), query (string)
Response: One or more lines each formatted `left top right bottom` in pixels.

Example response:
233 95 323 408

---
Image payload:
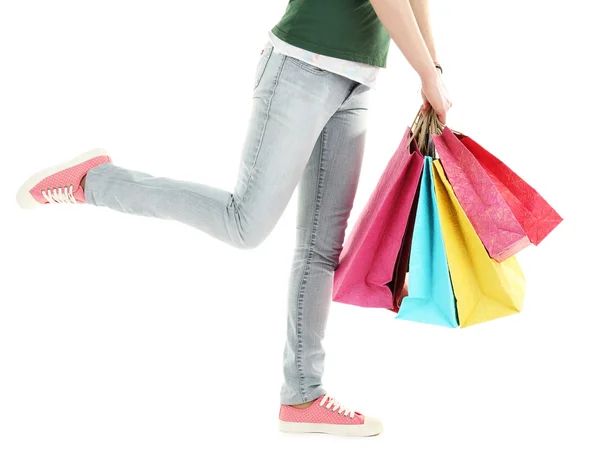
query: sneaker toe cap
362 415 383 436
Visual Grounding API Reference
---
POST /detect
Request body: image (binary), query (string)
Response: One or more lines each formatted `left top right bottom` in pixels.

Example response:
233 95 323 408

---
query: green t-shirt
271 0 391 68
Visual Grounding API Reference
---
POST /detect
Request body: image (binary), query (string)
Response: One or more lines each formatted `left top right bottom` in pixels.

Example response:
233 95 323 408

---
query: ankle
80 174 87 190
290 399 318 409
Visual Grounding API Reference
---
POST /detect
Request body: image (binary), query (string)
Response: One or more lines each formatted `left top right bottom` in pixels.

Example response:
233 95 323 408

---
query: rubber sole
278 417 383 437
16 148 109 209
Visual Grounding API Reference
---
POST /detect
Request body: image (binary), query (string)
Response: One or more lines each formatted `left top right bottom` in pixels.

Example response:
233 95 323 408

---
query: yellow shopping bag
432 160 526 327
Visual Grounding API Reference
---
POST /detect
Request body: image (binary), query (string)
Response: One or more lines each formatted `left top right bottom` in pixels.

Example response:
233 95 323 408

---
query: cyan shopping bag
396 157 458 327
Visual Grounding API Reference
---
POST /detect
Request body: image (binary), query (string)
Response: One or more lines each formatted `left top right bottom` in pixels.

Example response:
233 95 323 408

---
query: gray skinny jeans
84 41 371 405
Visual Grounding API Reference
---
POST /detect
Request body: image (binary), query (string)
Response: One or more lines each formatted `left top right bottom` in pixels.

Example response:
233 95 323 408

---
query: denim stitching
237 54 287 212
296 125 327 402
253 44 274 90
287 56 329 76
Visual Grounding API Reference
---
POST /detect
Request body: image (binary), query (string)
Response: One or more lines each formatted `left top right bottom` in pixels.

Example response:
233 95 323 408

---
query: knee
234 230 266 250
230 215 269 250
226 197 272 250
296 239 342 270
319 248 342 270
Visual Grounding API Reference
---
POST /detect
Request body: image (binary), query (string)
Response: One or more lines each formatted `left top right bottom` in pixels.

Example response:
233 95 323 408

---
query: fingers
436 97 452 125
420 84 451 125
421 92 430 113
440 100 452 124
437 110 446 125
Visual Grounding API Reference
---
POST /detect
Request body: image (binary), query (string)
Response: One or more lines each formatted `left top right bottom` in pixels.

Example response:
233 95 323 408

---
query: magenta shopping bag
432 127 530 261
333 127 424 311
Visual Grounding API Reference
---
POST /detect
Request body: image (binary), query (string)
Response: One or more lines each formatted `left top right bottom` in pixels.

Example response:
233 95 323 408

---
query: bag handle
408 107 444 158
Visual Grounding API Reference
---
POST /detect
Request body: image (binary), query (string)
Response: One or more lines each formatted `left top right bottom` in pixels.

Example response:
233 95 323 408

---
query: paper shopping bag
333 127 424 310
396 157 458 327
432 127 529 261
386 183 419 312
457 134 563 245
432 160 526 327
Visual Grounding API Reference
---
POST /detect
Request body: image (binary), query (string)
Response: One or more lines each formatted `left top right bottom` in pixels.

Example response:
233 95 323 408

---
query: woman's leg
84 42 354 249
281 81 371 405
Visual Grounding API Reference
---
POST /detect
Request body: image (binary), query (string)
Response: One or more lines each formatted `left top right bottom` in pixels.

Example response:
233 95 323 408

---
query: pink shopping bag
432 127 529 261
333 127 424 310
457 134 562 245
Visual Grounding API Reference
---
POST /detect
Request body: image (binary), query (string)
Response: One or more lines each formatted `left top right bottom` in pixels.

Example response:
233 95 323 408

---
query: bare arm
370 0 451 123
409 0 438 64
369 0 437 81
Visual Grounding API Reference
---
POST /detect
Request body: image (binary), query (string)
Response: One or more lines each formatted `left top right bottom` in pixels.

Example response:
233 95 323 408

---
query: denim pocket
286 56 329 76
254 42 274 89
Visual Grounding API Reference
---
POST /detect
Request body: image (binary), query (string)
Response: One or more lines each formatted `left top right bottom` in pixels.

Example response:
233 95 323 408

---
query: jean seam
340 81 363 109
296 125 327 402
237 55 287 213
253 44 274 90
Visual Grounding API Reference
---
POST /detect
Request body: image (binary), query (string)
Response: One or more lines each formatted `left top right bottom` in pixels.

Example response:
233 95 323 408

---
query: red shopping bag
333 127 424 310
457 134 563 245
432 127 530 261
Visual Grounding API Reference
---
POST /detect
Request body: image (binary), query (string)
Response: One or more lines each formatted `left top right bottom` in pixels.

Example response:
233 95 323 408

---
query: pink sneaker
16 148 112 209
279 394 382 437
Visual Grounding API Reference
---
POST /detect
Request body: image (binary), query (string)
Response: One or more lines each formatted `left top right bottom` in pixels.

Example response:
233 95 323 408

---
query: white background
1 1 599 464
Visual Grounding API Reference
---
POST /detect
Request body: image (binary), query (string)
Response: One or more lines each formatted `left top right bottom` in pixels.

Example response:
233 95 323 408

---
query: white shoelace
319 395 356 419
41 185 76 204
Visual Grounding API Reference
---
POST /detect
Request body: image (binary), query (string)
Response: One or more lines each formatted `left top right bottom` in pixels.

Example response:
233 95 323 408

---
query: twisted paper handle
408 106 445 158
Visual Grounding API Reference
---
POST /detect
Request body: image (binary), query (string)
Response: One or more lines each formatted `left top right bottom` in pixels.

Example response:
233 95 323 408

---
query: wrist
420 65 438 84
